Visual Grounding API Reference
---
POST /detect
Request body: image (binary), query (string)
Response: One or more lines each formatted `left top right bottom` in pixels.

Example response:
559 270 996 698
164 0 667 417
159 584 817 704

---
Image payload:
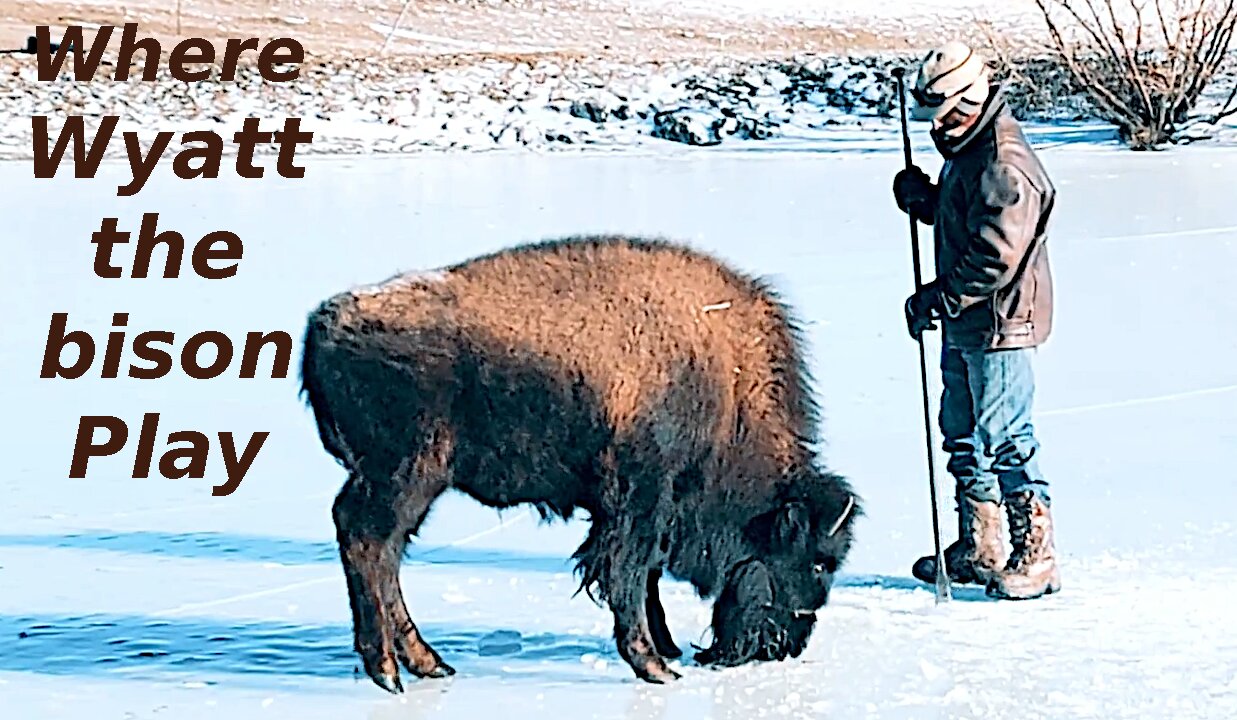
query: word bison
299 235 860 692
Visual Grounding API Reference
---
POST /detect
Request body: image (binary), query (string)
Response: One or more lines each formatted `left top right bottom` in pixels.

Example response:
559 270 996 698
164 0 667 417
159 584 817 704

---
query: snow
6 48 1231 157
3 135 1237 718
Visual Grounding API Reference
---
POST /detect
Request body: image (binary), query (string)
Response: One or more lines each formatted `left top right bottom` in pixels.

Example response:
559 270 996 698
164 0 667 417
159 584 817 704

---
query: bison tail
298 294 353 466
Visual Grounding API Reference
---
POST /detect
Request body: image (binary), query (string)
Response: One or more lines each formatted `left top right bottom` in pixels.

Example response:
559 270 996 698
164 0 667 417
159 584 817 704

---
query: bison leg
333 464 451 693
605 522 683 681
333 481 404 694
579 447 682 683
390 577 454 680
575 517 680 682
646 569 682 659
605 560 681 683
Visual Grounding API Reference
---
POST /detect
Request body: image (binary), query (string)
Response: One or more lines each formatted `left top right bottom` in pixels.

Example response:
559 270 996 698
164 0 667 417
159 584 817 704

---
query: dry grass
0 0 1014 66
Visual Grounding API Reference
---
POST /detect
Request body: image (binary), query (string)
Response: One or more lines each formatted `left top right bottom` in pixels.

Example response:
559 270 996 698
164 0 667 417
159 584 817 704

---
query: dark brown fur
299 235 861 691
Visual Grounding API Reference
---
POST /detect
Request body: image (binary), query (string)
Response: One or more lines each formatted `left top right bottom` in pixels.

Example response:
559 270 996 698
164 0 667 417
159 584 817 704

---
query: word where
35 23 303 82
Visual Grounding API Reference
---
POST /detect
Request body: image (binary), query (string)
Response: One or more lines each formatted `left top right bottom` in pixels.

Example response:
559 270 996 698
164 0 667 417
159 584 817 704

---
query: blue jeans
939 346 1049 505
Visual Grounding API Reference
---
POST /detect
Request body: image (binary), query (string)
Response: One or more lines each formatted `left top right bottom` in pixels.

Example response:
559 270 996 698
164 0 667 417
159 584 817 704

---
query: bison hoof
637 661 682 684
372 671 404 695
415 661 456 679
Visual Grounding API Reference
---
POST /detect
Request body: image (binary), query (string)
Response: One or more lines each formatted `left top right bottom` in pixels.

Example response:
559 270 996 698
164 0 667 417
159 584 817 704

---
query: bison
298 235 860 692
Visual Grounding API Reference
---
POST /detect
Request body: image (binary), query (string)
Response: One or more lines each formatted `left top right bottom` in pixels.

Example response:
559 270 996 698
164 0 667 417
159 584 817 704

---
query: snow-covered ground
3 130 1237 718
6 48 1234 158
6 0 1235 157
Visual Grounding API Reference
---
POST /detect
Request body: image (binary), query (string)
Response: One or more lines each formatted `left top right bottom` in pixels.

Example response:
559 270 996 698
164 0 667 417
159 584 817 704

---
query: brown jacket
919 88 1056 350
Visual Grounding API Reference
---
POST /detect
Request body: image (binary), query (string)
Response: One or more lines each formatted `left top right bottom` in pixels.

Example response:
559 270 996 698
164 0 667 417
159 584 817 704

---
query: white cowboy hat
909 41 991 122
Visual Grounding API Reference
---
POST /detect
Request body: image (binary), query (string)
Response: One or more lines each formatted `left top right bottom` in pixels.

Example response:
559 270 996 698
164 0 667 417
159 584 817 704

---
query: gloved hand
904 281 945 340
893 166 936 222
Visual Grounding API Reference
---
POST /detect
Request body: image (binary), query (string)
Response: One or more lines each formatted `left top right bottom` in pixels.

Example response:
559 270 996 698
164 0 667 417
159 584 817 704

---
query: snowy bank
4 50 1236 158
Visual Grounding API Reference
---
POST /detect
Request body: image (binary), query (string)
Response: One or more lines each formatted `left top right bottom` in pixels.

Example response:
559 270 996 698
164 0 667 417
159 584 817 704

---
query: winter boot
912 496 1006 586
986 491 1061 600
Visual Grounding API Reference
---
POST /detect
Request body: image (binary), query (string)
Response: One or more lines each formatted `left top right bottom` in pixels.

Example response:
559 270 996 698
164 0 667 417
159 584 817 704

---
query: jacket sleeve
939 161 1041 316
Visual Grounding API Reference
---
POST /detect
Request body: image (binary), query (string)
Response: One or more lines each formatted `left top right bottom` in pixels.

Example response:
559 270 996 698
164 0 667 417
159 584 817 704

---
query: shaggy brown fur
299 234 861 692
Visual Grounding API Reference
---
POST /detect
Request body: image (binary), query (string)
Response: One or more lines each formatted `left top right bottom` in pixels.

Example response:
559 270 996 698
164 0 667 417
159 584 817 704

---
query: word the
91 213 242 279
70 412 268 496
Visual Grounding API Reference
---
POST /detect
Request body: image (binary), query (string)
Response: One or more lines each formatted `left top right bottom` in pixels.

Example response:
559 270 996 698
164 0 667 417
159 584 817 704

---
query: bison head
695 485 857 668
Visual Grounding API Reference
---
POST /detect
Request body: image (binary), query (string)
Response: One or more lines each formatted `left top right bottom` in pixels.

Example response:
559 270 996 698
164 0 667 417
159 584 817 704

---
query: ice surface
3 133 1237 718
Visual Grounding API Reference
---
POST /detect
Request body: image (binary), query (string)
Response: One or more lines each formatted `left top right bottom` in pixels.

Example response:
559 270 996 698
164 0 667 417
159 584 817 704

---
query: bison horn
827 494 856 537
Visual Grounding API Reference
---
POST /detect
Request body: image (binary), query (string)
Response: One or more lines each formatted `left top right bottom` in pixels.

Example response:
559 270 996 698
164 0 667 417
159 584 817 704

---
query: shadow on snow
0 530 576 574
0 612 619 685
0 531 995 603
0 577 987 688
0 531 994 602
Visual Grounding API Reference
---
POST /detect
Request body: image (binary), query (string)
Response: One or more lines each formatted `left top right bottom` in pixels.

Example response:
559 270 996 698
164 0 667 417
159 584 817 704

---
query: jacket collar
931 82 1008 159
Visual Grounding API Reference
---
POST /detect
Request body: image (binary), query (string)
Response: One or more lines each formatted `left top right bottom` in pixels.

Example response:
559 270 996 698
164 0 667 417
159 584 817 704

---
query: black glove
904 281 945 340
893 166 936 223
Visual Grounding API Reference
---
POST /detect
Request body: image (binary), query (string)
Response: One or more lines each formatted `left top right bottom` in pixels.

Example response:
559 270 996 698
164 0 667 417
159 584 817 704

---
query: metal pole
892 66 951 605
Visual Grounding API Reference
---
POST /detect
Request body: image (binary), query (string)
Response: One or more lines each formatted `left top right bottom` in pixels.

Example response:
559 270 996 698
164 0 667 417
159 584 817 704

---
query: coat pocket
998 285 1031 324
995 283 1033 339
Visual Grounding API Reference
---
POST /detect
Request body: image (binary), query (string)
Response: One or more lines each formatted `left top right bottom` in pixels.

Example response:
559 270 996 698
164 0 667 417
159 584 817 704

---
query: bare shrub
1025 0 1237 148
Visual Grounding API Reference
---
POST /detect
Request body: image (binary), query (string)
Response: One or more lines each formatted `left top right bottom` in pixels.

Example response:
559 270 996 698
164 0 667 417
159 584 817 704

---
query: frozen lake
3 134 1237 718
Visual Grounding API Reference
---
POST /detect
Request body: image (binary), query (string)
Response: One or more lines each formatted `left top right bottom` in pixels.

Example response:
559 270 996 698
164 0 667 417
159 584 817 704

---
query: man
893 41 1060 600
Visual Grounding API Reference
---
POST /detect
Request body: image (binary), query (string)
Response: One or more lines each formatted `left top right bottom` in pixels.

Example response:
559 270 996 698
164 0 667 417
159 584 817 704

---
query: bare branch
1110 0 1158 118
1030 0 1237 147
978 18 1057 109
